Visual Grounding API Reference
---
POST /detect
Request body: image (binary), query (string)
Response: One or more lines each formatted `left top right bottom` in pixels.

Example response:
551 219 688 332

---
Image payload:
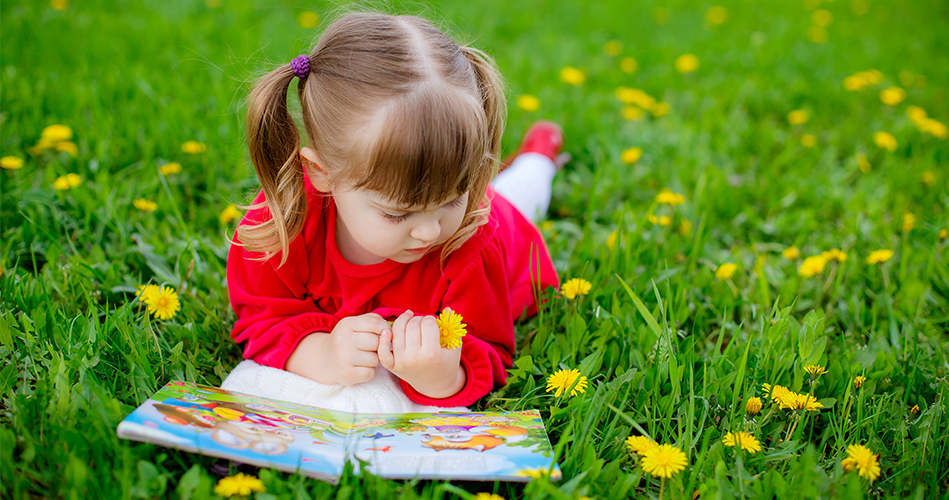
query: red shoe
501 121 564 169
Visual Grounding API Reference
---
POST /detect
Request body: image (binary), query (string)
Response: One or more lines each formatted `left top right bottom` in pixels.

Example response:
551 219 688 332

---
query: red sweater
227 184 559 407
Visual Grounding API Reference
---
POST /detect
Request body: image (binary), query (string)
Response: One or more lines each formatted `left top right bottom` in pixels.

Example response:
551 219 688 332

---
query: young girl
223 12 562 412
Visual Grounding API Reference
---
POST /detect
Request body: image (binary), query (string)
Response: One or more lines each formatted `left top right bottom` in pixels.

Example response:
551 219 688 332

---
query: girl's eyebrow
372 194 465 212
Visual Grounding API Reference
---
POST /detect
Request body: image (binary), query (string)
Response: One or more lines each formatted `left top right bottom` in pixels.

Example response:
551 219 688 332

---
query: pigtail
440 45 507 262
238 62 309 267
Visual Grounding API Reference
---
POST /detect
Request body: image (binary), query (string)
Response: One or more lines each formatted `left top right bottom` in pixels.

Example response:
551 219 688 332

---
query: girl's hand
377 310 466 399
285 313 390 386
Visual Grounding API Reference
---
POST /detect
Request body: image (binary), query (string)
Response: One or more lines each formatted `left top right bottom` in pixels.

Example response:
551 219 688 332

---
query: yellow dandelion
615 87 655 108
1 156 24 170
902 213 916 232
746 397 763 415
621 147 643 164
516 95 541 112
807 26 828 43
857 153 871 173
560 66 586 86
620 57 638 73
560 278 592 300
917 118 948 139
874 131 898 151
53 173 82 191
782 246 801 260
214 473 266 497
922 172 935 186
841 444 881 482
788 109 809 125
844 75 867 91
622 106 645 121
778 391 823 411
296 11 320 29
798 255 828 277
41 124 73 142
853 376 866 389
910 404 919 415
940 229 947 241
640 444 688 478
715 263 738 280
906 106 927 124
181 141 207 154
706 6 728 25
722 432 761 454
866 249 893 264
626 435 659 454
801 134 817 147
651 102 670 117
474 494 506 500
146 286 181 321
880 87 906 106
812 9 833 26
220 204 242 225
649 215 672 227
546 368 588 397
50 0 70 10
821 248 847 262
606 231 618 251
655 189 685 206
159 162 182 175
679 220 692 236
603 40 623 57
675 54 699 74
133 199 158 212
804 364 828 377
763 383 792 404
136 284 160 304
55 141 78 157
436 307 467 350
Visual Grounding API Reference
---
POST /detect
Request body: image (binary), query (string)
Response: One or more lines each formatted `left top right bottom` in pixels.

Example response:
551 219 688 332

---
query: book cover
117 381 562 483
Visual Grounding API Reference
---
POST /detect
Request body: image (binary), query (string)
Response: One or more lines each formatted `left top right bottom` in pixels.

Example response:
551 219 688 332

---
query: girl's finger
405 316 424 351
353 349 380 368
353 331 380 352
377 330 395 371
419 316 440 350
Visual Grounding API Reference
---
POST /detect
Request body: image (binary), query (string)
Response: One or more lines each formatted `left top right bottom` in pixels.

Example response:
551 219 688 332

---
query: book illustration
117 381 561 483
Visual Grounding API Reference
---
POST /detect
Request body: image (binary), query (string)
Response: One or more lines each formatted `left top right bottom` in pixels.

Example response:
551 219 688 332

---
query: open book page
348 411 562 481
116 381 354 482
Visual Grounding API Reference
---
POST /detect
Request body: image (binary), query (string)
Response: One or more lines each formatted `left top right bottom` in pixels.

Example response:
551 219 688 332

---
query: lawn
2 0 948 498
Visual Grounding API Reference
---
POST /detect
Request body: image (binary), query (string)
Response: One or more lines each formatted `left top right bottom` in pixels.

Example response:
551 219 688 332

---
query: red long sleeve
226 185 558 407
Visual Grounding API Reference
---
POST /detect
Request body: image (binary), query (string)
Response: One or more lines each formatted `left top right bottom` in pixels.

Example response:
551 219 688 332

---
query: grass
2 0 948 498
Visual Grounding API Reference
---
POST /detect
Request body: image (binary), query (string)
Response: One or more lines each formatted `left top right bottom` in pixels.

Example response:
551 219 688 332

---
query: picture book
116 381 562 483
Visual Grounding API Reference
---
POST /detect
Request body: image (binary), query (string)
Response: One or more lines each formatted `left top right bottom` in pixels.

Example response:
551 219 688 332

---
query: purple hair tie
290 54 310 79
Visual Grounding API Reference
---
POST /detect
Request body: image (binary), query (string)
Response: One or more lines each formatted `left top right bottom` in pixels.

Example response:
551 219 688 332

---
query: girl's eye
382 212 409 224
449 196 466 208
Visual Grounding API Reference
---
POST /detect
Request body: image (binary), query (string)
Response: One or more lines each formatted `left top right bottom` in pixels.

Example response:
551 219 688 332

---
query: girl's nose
410 218 440 243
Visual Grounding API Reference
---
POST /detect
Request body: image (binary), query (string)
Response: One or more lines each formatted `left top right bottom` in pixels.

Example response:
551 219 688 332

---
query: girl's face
331 186 469 265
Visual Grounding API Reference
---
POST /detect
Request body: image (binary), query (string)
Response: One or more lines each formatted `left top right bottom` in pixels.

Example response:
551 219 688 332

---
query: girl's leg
492 152 557 223
491 121 564 223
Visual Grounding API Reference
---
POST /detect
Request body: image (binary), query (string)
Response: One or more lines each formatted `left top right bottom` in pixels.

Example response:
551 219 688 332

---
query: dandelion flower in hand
546 368 588 397
841 444 881 482
722 431 762 454
640 444 688 478
436 308 466 350
560 278 592 299
625 435 658 454
214 473 266 497
146 286 180 320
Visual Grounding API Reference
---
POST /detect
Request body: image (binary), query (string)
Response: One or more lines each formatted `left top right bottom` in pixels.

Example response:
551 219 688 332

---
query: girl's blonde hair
239 12 506 267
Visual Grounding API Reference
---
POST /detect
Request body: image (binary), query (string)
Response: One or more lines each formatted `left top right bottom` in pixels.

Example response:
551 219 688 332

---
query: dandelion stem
659 476 665 500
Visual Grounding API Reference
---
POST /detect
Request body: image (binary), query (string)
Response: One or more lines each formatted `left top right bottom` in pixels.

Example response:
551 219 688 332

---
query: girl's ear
300 147 332 192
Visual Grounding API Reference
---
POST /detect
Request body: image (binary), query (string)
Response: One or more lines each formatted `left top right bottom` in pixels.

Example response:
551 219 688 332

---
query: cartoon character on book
420 425 528 452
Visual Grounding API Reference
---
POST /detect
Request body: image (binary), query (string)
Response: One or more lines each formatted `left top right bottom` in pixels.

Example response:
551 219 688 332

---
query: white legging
491 152 557 223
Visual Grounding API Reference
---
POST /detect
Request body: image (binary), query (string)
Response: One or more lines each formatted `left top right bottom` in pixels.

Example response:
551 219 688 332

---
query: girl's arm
227 237 339 370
